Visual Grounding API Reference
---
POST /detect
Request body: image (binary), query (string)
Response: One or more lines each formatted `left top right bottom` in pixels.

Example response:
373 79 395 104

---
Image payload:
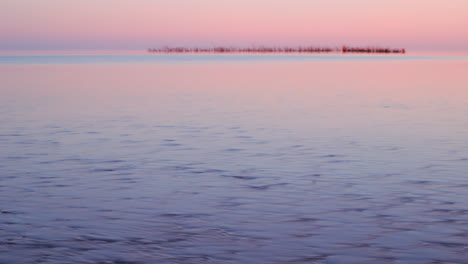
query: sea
1 53 468 263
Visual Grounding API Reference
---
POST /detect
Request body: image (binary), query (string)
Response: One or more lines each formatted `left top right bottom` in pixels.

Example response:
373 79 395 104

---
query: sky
1 0 467 51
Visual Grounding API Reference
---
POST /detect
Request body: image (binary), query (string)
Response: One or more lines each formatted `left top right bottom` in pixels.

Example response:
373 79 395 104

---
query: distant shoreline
148 46 406 54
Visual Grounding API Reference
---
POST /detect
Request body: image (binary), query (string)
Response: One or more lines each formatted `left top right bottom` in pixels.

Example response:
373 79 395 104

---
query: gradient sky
1 0 467 51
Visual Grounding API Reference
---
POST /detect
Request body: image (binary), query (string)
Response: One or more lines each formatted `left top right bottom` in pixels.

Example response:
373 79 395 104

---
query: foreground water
1 55 468 263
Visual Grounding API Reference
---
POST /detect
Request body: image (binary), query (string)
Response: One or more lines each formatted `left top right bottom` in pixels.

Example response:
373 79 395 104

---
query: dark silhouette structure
147 45 406 54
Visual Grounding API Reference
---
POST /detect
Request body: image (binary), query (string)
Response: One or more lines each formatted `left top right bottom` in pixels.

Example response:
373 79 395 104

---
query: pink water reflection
2 58 467 118
1 58 467 143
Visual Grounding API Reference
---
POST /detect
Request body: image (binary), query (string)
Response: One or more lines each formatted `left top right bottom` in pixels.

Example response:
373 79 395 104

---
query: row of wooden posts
148 46 406 54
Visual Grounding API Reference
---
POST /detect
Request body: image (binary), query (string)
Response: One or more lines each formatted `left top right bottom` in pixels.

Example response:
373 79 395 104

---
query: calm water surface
1 55 468 263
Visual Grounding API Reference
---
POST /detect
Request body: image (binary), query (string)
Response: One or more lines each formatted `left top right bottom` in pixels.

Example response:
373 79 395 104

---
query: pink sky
1 0 467 51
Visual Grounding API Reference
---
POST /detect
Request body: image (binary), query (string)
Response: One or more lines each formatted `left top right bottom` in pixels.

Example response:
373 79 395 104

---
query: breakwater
148 46 406 54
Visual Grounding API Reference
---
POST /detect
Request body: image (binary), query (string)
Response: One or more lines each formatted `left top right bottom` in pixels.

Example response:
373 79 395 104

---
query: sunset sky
1 0 467 51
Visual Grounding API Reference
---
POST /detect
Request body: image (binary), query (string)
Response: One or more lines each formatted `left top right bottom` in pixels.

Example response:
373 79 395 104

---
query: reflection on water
1 56 468 263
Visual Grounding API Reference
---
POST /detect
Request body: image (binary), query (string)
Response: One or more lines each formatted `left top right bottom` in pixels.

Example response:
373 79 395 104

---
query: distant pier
341 46 405 54
148 46 406 54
